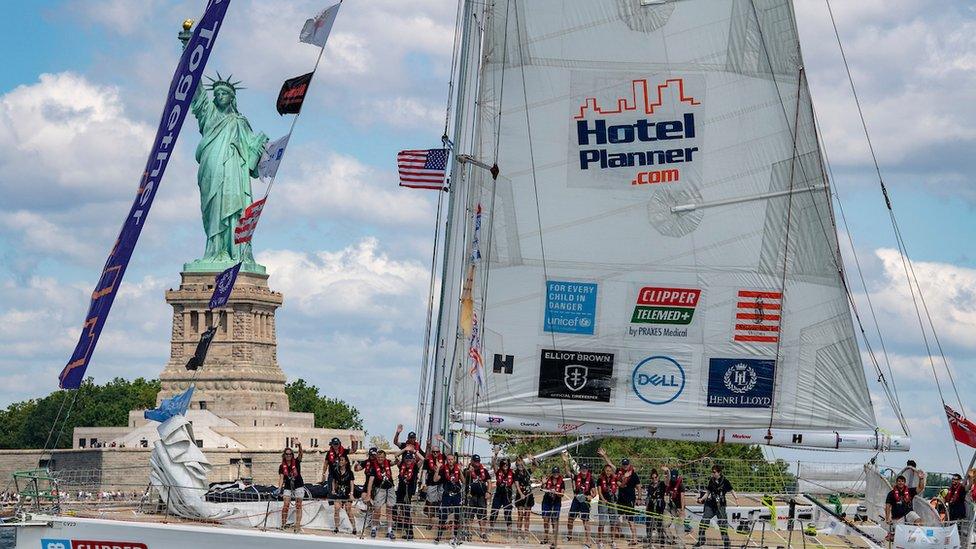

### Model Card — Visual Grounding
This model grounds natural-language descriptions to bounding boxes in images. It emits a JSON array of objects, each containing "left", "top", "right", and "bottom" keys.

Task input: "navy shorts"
[
  {"left": 569, "top": 497, "right": 591, "bottom": 519},
  {"left": 542, "top": 498, "right": 562, "bottom": 519}
]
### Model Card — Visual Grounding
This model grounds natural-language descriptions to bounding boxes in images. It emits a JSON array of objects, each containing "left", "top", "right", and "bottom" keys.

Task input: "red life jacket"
[
  {"left": 892, "top": 485, "right": 912, "bottom": 504},
  {"left": 327, "top": 445, "right": 346, "bottom": 465},
  {"left": 441, "top": 463, "right": 462, "bottom": 484},
  {"left": 426, "top": 452, "right": 444, "bottom": 472},
  {"left": 666, "top": 476, "right": 683, "bottom": 501},
  {"left": 470, "top": 463, "right": 489, "bottom": 482},
  {"left": 400, "top": 460, "right": 417, "bottom": 482},
  {"left": 947, "top": 484, "right": 965, "bottom": 504},
  {"left": 544, "top": 475, "right": 564, "bottom": 494},
  {"left": 281, "top": 459, "right": 299, "bottom": 479},
  {"left": 496, "top": 468, "right": 514, "bottom": 487},
  {"left": 373, "top": 459, "right": 393, "bottom": 483},
  {"left": 599, "top": 473, "right": 619, "bottom": 497},
  {"left": 574, "top": 471, "right": 593, "bottom": 494}
]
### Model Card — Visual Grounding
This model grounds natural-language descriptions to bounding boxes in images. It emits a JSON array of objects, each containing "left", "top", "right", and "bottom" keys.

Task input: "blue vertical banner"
[{"left": 59, "top": 0, "right": 232, "bottom": 389}]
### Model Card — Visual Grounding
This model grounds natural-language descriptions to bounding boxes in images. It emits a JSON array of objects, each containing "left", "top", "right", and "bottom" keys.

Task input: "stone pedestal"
[{"left": 157, "top": 271, "right": 289, "bottom": 414}]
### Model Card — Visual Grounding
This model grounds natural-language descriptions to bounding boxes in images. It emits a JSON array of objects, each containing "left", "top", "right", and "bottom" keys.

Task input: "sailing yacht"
[{"left": 9, "top": 1, "right": 958, "bottom": 548}]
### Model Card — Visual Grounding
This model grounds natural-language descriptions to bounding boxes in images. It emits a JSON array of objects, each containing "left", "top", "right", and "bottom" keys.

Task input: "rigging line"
[
  {"left": 513, "top": 0, "right": 568, "bottom": 444},
  {"left": 40, "top": 388, "right": 73, "bottom": 453},
  {"left": 825, "top": 0, "right": 964, "bottom": 415},
  {"left": 814, "top": 116, "right": 909, "bottom": 435},
  {"left": 811, "top": 109, "right": 909, "bottom": 435},
  {"left": 442, "top": 0, "right": 466, "bottom": 138},
  {"left": 52, "top": 389, "right": 81, "bottom": 450},
  {"left": 475, "top": 0, "right": 513, "bottom": 419},
  {"left": 765, "top": 65, "right": 803, "bottom": 435},
  {"left": 416, "top": 188, "right": 447, "bottom": 441},
  {"left": 747, "top": 0, "right": 803, "bottom": 435}
]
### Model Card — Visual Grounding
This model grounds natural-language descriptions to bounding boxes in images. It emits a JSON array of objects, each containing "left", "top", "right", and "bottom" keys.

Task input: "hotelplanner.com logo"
[
  {"left": 574, "top": 78, "right": 701, "bottom": 187},
  {"left": 42, "top": 540, "right": 148, "bottom": 549}
]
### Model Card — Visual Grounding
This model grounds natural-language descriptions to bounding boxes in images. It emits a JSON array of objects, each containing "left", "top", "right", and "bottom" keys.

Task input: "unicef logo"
[
  {"left": 723, "top": 362, "right": 757, "bottom": 394},
  {"left": 632, "top": 356, "right": 685, "bottom": 405}
]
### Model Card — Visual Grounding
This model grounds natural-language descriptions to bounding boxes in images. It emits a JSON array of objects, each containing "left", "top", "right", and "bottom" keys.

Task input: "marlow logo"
[
  {"left": 631, "top": 356, "right": 685, "bottom": 405},
  {"left": 631, "top": 286, "right": 700, "bottom": 325}
]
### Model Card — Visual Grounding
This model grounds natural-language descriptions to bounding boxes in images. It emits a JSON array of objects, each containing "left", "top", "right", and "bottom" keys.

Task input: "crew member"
[
  {"left": 596, "top": 463, "right": 620, "bottom": 546},
  {"left": 513, "top": 457, "right": 535, "bottom": 542},
  {"left": 664, "top": 467, "right": 690, "bottom": 533},
  {"left": 946, "top": 474, "right": 968, "bottom": 522},
  {"left": 395, "top": 450, "right": 421, "bottom": 540},
  {"left": 646, "top": 469, "right": 667, "bottom": 544},
  {"left": 541, "top": 465, "right": 565, "bottom": 549},
  {"left": 434, "top": 452, "right": 465, "bottom": 544},
  {"left": 393, "top": 424, "right": 423, "bottom": 454},
  {"left": 323, "top": 437, "right": 349, "bottom": 485},
  {"left": 695, "top": 464, "right": 736, "bottom": 549},
  {"left": 564, "top": 452, "right": 596, "bottom": 548},
  {"left": 423, "top": 442, "right": 446, "bottom": 525},
  {"left": 490, "top": 454, "right": 516, "bottom": 534},
  {"left": 885, "top": 475, "right": 915, "bottom": 540},
  {"left": 599, "top": 447, "right": 640, "bottom": 545},
  {"left": 278, "top": 442, "right": 305, "bottom": 532},
  {"left": 328, "top": 454, "right": 356, "bottom": 535},
  {"left": 465, "top": 454, "right": 491, "bottom": 542},
  {"left": 365, "top": 448, "right": 397, "bottom": 539}
]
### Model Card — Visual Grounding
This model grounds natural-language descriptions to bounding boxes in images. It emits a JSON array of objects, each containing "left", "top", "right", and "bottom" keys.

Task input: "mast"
[{"left": 428, "top": 0, "right": 478, "bottom": 439}]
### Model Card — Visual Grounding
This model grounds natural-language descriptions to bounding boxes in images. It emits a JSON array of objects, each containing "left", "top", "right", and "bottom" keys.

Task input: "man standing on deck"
[
  {"left": 563, "top": 452, "right": 596, "bottom": 548},
  {"left": 946, "top": 474, "right": 968, "bottom": 522},
  {"left": 394, "top": 450, "right": 421, "bottom": 540},
  {"left": 365, "top": 449, "right": 397, "bottom": 539},
  {"left": 695, "top": 464, "right": 736, "bottom": 549},
  {"left": 599, "top": 448, "right": 641, "bottom": 546},
  {"left": 465, "top": 454, "right": 491, "bottom": 541},
  {"left": 323, "top": 437, "right": 349, "bottom": 486},
  {"left": 885, "top": 474, "right": 916, "bottom": 541},
  {"left": 423, "top": 442, "right": 446, "bottom": 527}
]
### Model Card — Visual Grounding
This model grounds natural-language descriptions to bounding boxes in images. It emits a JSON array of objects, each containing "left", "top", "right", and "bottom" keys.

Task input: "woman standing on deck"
[
  {"left": 328, "top": 454, "right": 356, "bottom": 535},
  {"left": 278, "top": 442, "right": 305, "bottom": 532}
]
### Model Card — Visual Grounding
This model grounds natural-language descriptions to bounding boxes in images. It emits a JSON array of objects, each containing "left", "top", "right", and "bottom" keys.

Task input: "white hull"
[{"left": 7, "top": 514, "right": 492, "bottom": 549}]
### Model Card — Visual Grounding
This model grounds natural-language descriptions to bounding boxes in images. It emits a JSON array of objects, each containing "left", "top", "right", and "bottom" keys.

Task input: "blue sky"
[{"left": 2, "top": 0, "right": 976, "bottom": 474}]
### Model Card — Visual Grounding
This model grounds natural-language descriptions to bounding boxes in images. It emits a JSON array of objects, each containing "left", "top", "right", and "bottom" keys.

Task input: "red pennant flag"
[
  {"left": 234, "top": 198, "right": 266, "bottom": 244},
  {"left": 945, "top": 404, "right": 976, "bottom": 448}
]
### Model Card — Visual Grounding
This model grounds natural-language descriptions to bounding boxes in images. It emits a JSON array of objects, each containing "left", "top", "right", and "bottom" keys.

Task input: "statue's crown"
[{"left": 206, "top": 72, "right": 245, "bottom": 94}]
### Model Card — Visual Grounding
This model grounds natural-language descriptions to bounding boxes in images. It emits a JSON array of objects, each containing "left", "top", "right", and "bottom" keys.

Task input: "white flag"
[
  {"left": 299, "top": 3, "right": 341, "bottom": 48},
  {"left": 257, "top": 134, "right": 290, "bottom": 181}
]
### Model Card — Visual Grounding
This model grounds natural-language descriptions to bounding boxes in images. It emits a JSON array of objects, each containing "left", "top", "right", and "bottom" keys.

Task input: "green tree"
[
  {"left": 486, "top": 431, "right": 794, "bottom": 493},
  {"left": 285, "top": 379, "right": 363, "bottom": 430},
  {"left": 0, "top": 377, "right": 160, "bottom": 449}
]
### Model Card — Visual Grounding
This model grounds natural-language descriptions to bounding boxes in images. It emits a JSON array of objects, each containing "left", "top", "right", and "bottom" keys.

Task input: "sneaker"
[
  {"left": 352, "top": 529, "right": 357, "bottom": 535},
  {"left": 333, "top": 528, "right": 339, "bottom": 534},
  {"left": 371, "top": 527, "right": 377, "bottom": 538},
  {"left": 387, "top": 531, "right": 395, "bottom": 540},
  {"left": 434, "top": 537, "right": 441, "bottom": 544},
  {"left": 583, "top": 544, "right": 592, "bottom": 549}
]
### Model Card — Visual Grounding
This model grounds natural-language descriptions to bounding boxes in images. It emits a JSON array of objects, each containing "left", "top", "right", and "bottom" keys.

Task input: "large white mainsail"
[{"left": 437, "top": 0, "right": 907, "bottom": 450}]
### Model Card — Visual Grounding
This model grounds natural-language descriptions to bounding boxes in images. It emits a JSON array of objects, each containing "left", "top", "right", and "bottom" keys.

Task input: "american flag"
[
  {"left": 468, "top": 311, "right": 485, "bottom": 388},
  {"left": 397, "top": 148, "right": 449, "bottom": 190},
  {"left": 733, "top": 289, "right": 782, "bottom": 344},
  {"left": 234, "top": 198, "right": 267, "bottom": 244}
]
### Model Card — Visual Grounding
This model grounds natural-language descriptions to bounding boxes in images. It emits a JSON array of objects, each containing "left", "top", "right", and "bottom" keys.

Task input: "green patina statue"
[{"left": 180, "top": 22, "right": 269, "bottom": 274}]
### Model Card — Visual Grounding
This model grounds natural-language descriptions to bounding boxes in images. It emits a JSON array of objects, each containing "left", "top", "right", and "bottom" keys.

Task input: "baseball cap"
[
  {"left": 580, "top": 462, "right": 590, "bottom": 470},
  {"left": 330, "top": 437, "right": 341, "bottom": 445},
  {"left": 408, "top": 431, "right": 417, "bottom": 439},
  {"left": 551, "top": 466, "right": 560, "bottom": 474},
  {"left": 621, "top": 458, "right": 630, "bottom": 466},
  {"left": 404, "top": 451, "right": 416, "bottom": 460},
  {"left": 368, "top": 447, "right": 378, "bottom": 455},
  {"left": 472, "top": 454, "right": 481, "bottom": 462}
]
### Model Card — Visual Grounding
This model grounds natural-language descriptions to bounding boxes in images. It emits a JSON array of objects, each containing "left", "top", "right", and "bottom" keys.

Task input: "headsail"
[{"left": 449, "top": 0, "right": 886, "bottom": 438}]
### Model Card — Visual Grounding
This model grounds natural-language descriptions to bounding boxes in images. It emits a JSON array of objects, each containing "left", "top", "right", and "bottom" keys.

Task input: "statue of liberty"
[{"left": 180, "top": 24, "right": 268, "bottom": 273}]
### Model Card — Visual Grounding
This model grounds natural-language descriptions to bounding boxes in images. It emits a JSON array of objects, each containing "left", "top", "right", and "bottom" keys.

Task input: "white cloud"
[
  {"left": 258, "top": 237, "right": 430, "bottom": 318},
  {"left": 0, "top": 72, "right": 153, "bottom": 201},
  {"left": 274, "top": 151, "right": 435, "bottom": 226}
]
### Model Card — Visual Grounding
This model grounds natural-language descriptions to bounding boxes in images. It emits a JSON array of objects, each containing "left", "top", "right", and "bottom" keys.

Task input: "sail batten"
[{"left": 450, "top": 0, "right": 879, "bottom": 435}]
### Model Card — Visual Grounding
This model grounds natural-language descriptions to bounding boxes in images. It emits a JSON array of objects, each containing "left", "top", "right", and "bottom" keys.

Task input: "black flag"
[
  {"left": 186, "top": 327, "right": 218, "bottom": 370},
  {"left": 276, "top": 72, "right": 314, "bottom": 115}
]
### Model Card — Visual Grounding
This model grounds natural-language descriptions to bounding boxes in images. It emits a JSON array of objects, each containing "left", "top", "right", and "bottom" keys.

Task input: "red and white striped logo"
[
  {"left": 234, "top": 198, "right": 266, "bottom": 244},
  {"left": 733, "top": 290, "right": 782, "bottom": 344}
]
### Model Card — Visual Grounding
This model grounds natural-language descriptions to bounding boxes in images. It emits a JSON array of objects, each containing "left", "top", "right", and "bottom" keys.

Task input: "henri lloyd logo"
[
  {"left": 573, "top": 77, "right": 702, "bottom": 188},
  {"left": 538, "top": 349, "right": 614, "bottom": 402},
  {"left": 628, "top": 286, "right": 700, "bottom": 338},
  {"left": 631, "top": 356, "right": 685, "bottom": 405},
  {"left": 707, "top": 358, "right": 775, "bottom": 408}
]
